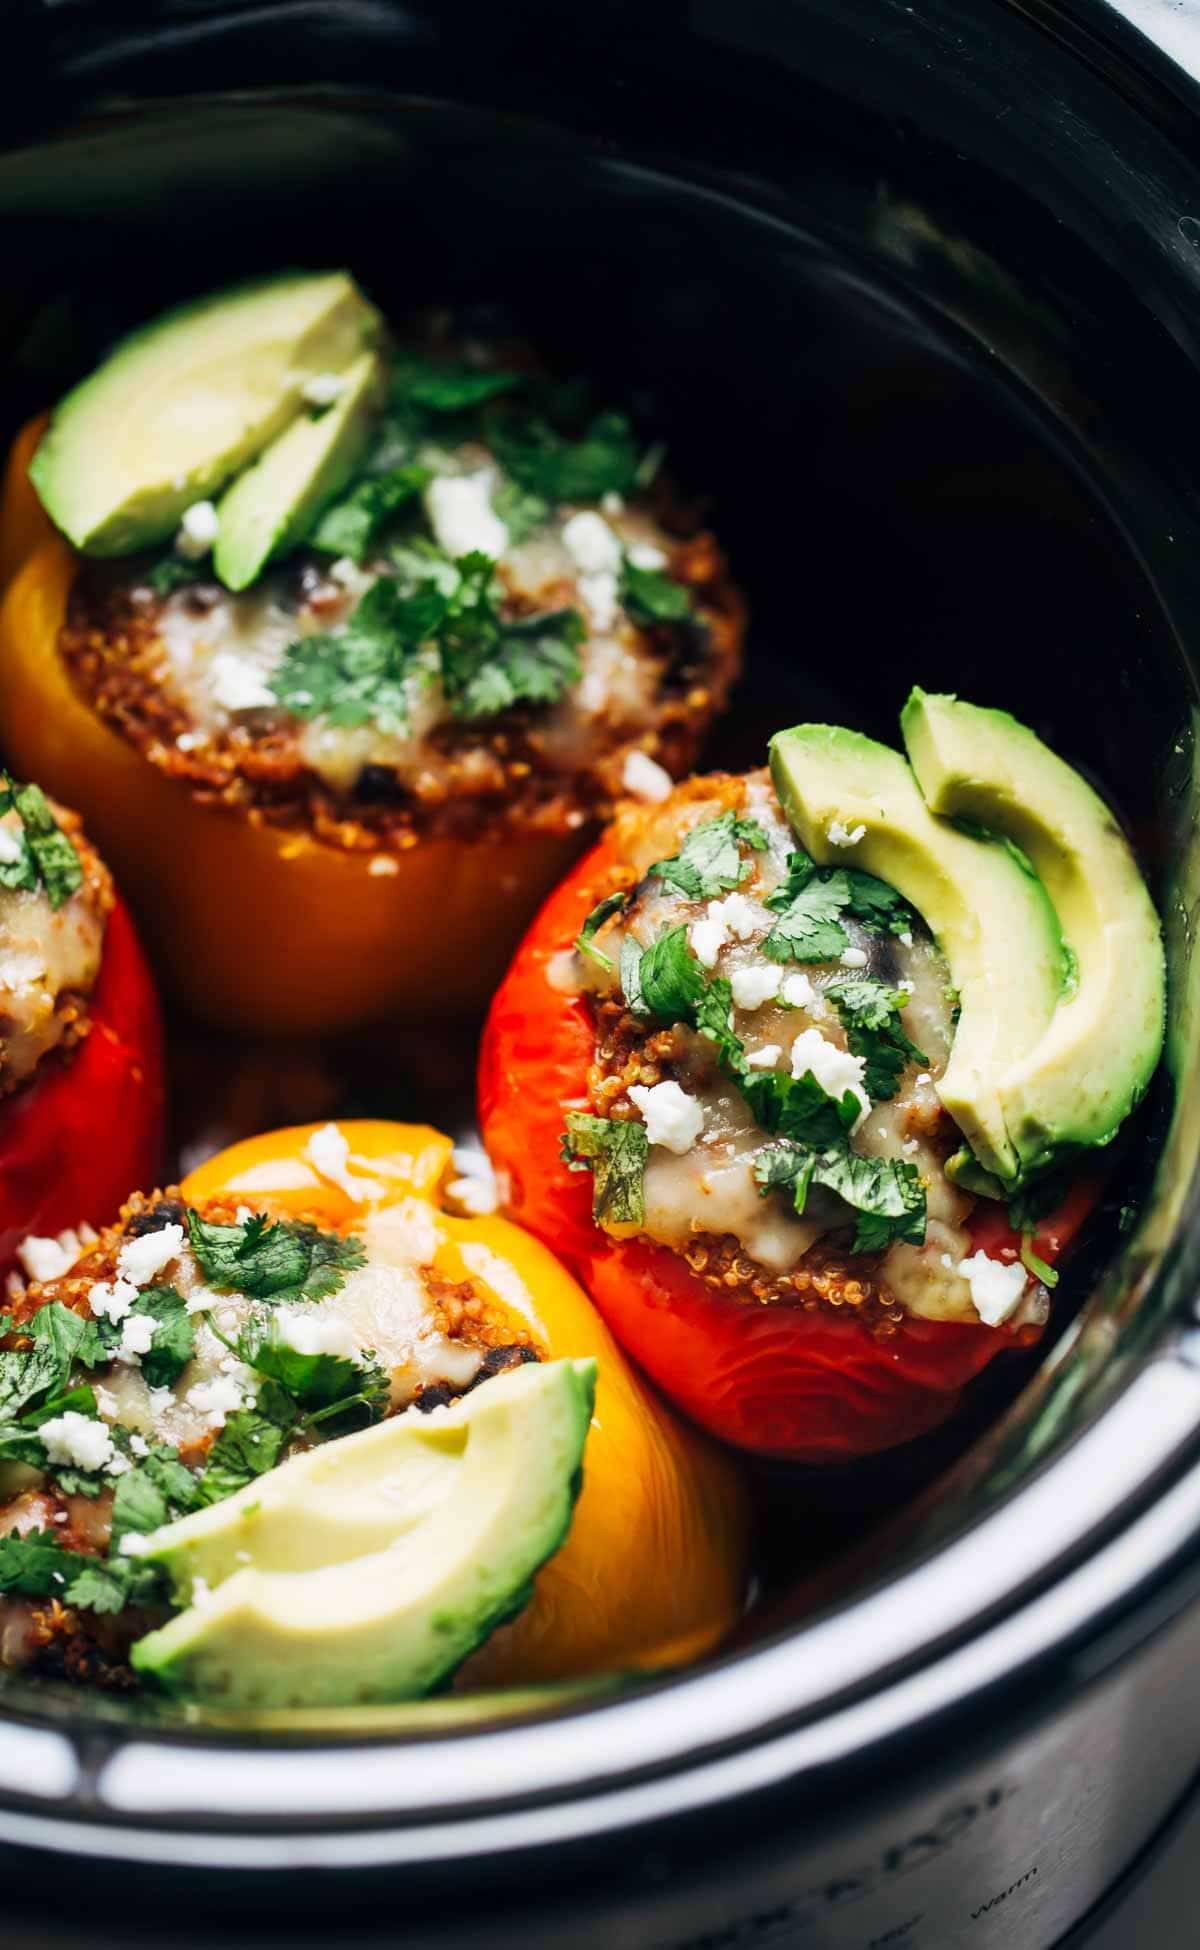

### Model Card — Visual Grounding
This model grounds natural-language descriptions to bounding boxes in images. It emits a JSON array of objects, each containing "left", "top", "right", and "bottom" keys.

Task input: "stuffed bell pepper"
[
  {"left": 0, "top": 1119, "right": 747, "bottom": 1709},
  {"left": 0, "top": 773, "right": 162, "bottom": 1279},
  {"left": 481, "top": 691, "right": 1163, "bottom": 1461},
  {"left": 0, "top": 272, "right": 743, "bottom": 1033}
]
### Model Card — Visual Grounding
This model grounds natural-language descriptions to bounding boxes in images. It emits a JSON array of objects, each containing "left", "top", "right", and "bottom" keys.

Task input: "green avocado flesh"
[
  {"left": 213, "top": 348, "right": 384, "bottom": 591},
  {"left": 769, "top": 723, "right": 1065, "bottom": 1184},
  {"left": 30, "top": 271, "right": 382, "bottom": 557},
  {"left": 902, "top": 688, "right": 1165, "bottom": 1176},
  {"left": 130, "top": 1358, "right": 596, "bottom": 1710}
]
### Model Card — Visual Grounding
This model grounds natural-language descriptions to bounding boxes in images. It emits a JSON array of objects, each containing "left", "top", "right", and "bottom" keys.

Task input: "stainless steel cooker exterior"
[{"left": 5, "top": 3, "right": 1200, "bottom": 1944}]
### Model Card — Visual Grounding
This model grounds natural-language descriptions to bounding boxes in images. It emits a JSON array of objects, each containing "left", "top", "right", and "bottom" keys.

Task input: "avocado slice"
[
  {"left": 769, "top": 724, "right": 1065, "bottom": 1184},
  {"left": 30, "top": 271, "right": 383, "bottom": 557},
  {"left": 212, "top": 348, "right": 384, "bottom": 591},
  {"left": 902, "top": 689, "right": 1165, "bottom": 1176},
  {"left": 129, "top": 1359, "right": 596, "bottom": 1710}
]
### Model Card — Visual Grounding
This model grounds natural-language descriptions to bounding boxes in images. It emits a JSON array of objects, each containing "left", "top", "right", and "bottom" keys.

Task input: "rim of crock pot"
[
  {"left": 2, "top": 0, "right": 1200, "bottom": 1855},
  {"left": 0, "top": 1344, "right": 1199, "bottom": 1863}
]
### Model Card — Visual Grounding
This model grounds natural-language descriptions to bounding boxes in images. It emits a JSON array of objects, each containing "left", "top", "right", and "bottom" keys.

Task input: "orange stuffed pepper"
[
  {"left": 0, "top": 1119, "right": 748, "bottom": 1703},
  {"left": 0, "top": 272, "right": 742, "bottom": 1033}
]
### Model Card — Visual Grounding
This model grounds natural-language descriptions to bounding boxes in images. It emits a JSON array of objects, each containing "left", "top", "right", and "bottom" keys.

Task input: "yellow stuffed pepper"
[
  {"left": 0, "top": 1119, "right": 748, "bottom": 1709},
  {"left": 0, "top": 271, "right": 743, "bottom": 1033}
]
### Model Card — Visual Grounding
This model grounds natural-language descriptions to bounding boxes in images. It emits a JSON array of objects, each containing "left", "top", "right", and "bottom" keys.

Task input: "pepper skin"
[
  {"left": 479, "top": 840, "right": 1097, "bottom": 1463},
  {"left": 0, "top": 411, "right": 54, "bottom": 592},
  {"left": 182, "top": 1119, "right": 750, "bottom": 1685},
  {"left": 0, "top": 892, "right": 165, "bottom": 1277}
]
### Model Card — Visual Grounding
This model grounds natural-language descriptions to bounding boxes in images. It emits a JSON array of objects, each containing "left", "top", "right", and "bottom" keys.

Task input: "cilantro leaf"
[
  {"left": 130, "top": 1287, "right": 195, "bottom": 1390},
  {"left": 236, "top": 1318, "right": 388, "bottom": 1432},
  {"left": 196, "top": 1406, "right": 291, "bottom": 1506},
  {"left": 763, "top": 850, "right": 916, "bottom": 956},
  {"left": 393, "top": 357, "right": 522, "bottom": 416},
  {"left": 142, "top": 556, "right": 203, "bottom": 597},
  {"left": 636, "top": 925, "right": 708, "bottom": 1021},
  {"left": 620, "top": 559, "right": 691, "bottom": 625},
  {"left": 841, "top": 869, "right": 917, "bottom": 938},
  {"left": 451, "top": 608, "right": 584, "bottom": 720},
  {"left": 309, "top": 464, "right": 431, "bottom": 562},
  {"left": 0, "top": 1528, "right": 87, "bottom": 1597},
  {"left": 741, "top": 1070, "right": 861, "bottom": 1148},
  {"left": 826, "top": 978, "right": 927, "bottom": 1102},
  {"left": 0, "top": 1342, "right": 66, "bottom": 1423},
  {"left": 0, "top": 776, "right": 82, "bottom": 910},
  {"left": 561, "top": 1113, "right": 648, "bottom": 1225},
  {"left": 28, "top": 1302, "right": 108, "bottom": 1374},
  {"left": 66, "top": 1555, "right": 165, "bottom": 1616},
  {"left": 620, "top": 934, "right": 649, "bottom": 1016},
  {"left": 270, "top": 578, "right": 428, "bottom": 732},
  {"left": 186, "top": 1210, "right": 364, "bottom": 1307},
  {"left": 692, "top": 974, "right": 743, "bottom": 1071},
  {"left": 109, "top": 1445, "right": 200, "bottom": 1549},
  {"left": 762, "top": 873, "right": 851, "bottom": 964},
  {"left": 576, "top": 890, "right": 629, "bottom": 971},
  {"left": 491, "top": 408, "right": 641, "bottom": 503},
  {"left": 755, "top": 1142, "right": 926, "bottom": 1252},
  {"left": 493, "top": 478, "right": 549, "bottom": 545},
  {"left": 649, "top": 811, "right": 769, "bottom": 902}
]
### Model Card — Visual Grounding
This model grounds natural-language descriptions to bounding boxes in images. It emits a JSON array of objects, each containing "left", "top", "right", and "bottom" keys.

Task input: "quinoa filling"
[
  {"left": 560, "top": 774, "right": 1054, "bottom": 1334},
  {"left": 58, "top": 344, "right": 742, "bottom": 849}
]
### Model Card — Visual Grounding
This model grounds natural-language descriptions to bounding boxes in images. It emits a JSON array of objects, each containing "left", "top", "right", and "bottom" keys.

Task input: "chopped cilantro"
[
  {"left": 398, "top": 360, "right": 522, "bottom": 415},
  {"left": 309, "top": 464, "right": 431, "bottom": 562},
  {"left": 762, "top": 873, "right": 852, "bottom": 964},
  {"left": 0, "top": 1528, "right": 89, "bottom": 1596},
  {"left": 128, "top": 1287, "right": 195, "bottom": 1390},
  {"left": 755, "top": 1142, "right": 926, "bottom": 1253},
  {"left": 561, "top": 1113, "right": 648, "bottom": 1225},
  {"left": 620, "top": 558, "right": 691, "bottom": 626},
  {"left": 0, "top": 1528, "right": 162, "bottom": 1614},
  {"left": 649, "top": 811, "right": 769, "bottom": 902},
  {"left": 109, "top": 1445, "right": 199, "bottom": 1549},
  {"left": 195, "top": 1406, "right": 291, "bottom": 1506},
  {"left": 637, "top": 925, "right": 708, "bottom": 1020},
  {"left": 826, "top": 978, "right": 927, "bottom": 1101},
  {"left": 66, "top": 1555, "right": 164, "bottom": 1616},
  {"left": 270, "top": 578, "right": 429, "bottom": 733},
  {"left": 576, "top": 890, "right": 629, "bottom": 971},
  {"left": 186, "top": 1209, "right": 364, "bottom": 1307},
  {"left": 762, "top": 849, "right": 916, "bottom": 958},
  {"left": 493, "top": 477, "right": 550, "bottom": 545},
  {"left": 741, "top": 1070, "right": 860, "bottom": 1148},
  {"left": 28, "top": 1302, "right": 108, "bottom": 1373},
  {"left": 0, "top": 1341, "right": 67, "bottom": 1424},
  {"left": 236, "top": 1318, "right": 388, "bottom": 1433},
  {"left": 142, "top": 556, "right": 203, "bottom": 597},
  {"left": 620, "top": 934, "right": 648, "bottom": 1016},
  {"left": 491, "top": 408, "right": 641, "bottom": 504},
  {"left": 274, "top": 553, "right": 584, "bottom": 733},
  {"left": 0, "top": 775, "right": 83, "bottom": 910},
  {"left": 451, "top": 607, "right": 584, "bottom": 721}
]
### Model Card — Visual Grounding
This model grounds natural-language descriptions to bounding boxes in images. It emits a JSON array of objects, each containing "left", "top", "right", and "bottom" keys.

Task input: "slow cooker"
[{"left": 5, "top": 0, "right": 1200, "bottom": 1942}]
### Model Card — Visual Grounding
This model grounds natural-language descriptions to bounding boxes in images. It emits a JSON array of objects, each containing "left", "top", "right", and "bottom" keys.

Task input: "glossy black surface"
[{"left": 2, "top": 0, "right": 1200, "bottom": 1935}]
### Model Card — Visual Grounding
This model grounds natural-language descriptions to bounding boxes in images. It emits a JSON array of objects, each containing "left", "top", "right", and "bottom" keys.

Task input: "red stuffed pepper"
[
  {"left": 480, "top": 727, "right": 1138, "bottom": 1463},
  {"left": 0, "top": 775, "right": 163, "bottom": 1276}
]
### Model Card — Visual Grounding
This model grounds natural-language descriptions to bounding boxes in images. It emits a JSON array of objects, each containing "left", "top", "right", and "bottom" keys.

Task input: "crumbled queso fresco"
[{"left": 566, "top": 779, "right": 1048, "bottom": 1332}]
